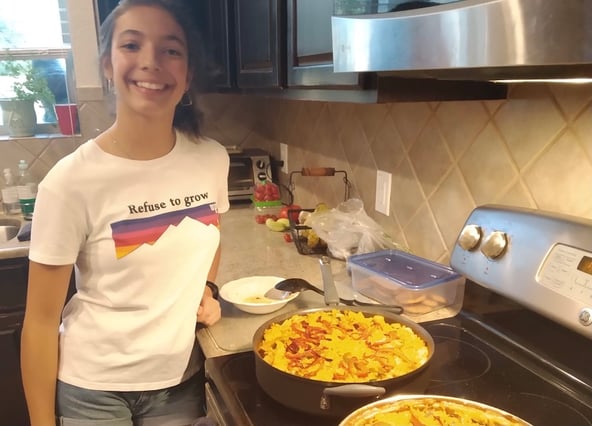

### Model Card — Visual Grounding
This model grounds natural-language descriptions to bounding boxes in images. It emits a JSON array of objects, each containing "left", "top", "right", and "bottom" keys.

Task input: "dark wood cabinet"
[
  {"left": 234, "top": 0, "right": 285, "bottom": 89},
  {"left": 230, "top": 0, "right": 374, "bottom": 99},
  {"left": 0, "top": 313, "right": 27, "bottom": 426},
  {"left": 231, "top": 0, "right": 366, "bottom": 90},
  {"left": 0, "top": 257, "right": 29, "bottom": 426},
  {"left": 0, "top": 257, "right": 76, "bottom": 425},
  {"left": 0, "top": 313, "right": 28, "bottom": 426},
  {"left": 286, "top": 0, "right": 364, "bottom": 88},
  {"left": 191, "top": 0, "right": 236, "bottom": 91},
  {"left": 95, "top": 0, "right": 119, "bottom": 24}
]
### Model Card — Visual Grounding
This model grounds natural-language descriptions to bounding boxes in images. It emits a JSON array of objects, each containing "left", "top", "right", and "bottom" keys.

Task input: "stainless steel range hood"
[{"left": 332, "top": 0, "right": 592, "bottom": 81}]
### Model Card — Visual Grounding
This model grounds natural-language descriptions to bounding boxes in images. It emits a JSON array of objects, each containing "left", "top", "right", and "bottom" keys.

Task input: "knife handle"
[{"left": 319, "top": 256, "right": 340, "bottom": 306}]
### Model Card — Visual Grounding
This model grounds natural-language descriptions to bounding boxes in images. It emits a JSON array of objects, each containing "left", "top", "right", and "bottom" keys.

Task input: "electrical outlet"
[
  {"left": 375, "top": 170, "right": 392, "bottom": 216},
  {"left": 280, "top": 143, "right": 288, "bottom": 174}
]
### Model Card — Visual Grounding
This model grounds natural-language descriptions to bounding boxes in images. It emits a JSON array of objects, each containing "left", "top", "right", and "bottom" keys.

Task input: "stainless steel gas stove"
[{"left": 205, "top": 205, "right": 592, "bottom": 425}]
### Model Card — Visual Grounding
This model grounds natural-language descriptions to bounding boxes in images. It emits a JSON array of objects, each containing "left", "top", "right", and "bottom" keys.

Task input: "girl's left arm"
[{"left": 197, "top": 241, "right": 222, "bottom": 326}]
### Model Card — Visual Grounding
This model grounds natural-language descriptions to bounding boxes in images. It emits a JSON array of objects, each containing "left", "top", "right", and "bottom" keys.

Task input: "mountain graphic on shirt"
[{"left": 110, "top": 203, "right": 219, "bottom": 259}]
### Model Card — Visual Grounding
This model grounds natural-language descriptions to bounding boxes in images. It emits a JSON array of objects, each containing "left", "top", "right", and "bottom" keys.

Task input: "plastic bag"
[{"left": 308, "top": 198, "right": 407, "bottom": 259}]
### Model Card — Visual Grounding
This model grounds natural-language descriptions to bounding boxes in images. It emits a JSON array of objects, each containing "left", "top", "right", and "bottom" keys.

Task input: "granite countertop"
[
  {"left": 0, "top": 214, "right": 29, "bottom": 259},
  {"left": 197, "top": 203, "right": 347, "bottom": 358},
  {"left": 1, "top": 205, "right": 458, "bottom": 357},
  {"left": 197, "top": 204, "right": 458, "bottom": 358}
]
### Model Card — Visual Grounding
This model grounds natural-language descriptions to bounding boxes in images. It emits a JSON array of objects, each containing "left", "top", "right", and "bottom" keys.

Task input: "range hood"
[{"left": 332, "top": 0, "right": 592, "bottom": 81}]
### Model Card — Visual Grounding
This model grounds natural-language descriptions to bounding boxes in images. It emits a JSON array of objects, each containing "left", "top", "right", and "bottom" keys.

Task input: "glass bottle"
[
  {"left": 16, "top": 160, "right": 38, "bottom": 220},
  {"left": 1, "top": 168, "right": 21, "bottom": 215}
]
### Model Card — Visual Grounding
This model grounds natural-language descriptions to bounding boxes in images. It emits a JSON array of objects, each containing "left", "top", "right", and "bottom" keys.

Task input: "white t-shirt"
[{"left": 28, "top": 132, "right": 229, "bottom": 391}]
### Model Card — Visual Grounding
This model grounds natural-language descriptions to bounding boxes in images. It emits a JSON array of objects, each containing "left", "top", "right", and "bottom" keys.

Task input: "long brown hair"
[{"left": 99, "top": 0, "right": 205, "bottom": 138}]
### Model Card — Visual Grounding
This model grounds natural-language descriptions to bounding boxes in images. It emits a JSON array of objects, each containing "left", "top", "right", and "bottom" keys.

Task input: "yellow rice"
[{"left": 257, "top": 309, "right": 429, "bottom": 382}]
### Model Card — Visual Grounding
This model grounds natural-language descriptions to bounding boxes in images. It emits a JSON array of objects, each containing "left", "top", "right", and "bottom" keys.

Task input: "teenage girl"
[{"left": 21, "top": 1, "right": 228, "bottom": 425}]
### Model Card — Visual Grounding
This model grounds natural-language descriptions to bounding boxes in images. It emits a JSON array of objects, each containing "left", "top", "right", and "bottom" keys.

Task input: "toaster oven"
[{"left": 227, "top": 148, "right": 272, "bottom": 201}]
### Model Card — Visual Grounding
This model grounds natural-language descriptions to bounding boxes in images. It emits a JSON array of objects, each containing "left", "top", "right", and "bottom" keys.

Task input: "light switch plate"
[
  {"left": 375, "top": 170, "right": 392, "bottom": 215},
  {"left": 280, "top": 143, "right": 288, "bottom": 174}
]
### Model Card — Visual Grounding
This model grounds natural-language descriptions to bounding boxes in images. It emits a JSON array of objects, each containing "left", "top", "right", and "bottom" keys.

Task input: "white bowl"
[{"left": 220, "top": 276, "right": 300, "bottom": 315}]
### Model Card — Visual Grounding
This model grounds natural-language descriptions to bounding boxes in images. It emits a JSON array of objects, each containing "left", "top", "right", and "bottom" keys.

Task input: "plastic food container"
[
  {"left": 347, "top": 250, "right": 465, "bottom": 316},
  {"left": 253, "top": 200, "right": 282, "bottom": 223}
]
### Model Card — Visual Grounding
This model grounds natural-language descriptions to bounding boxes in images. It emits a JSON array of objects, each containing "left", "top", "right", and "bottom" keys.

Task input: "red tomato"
[
  {"left": 253, "top": 185, "right": 266, "bottom": 201},
  {"left": 254, "top": 181, "right": 280, "bottom": 201},
  {"left": 283, "top": 232, "right": 293, "bottom": 242},
  {"left": 255, "top": 215, "right": 267, "bottom": 224},
  {"left": 278, "top": 207, "right": 289, "bottom": 220},
  {"left": 279, "top": 204, "right": 302, "bottom": 223}
]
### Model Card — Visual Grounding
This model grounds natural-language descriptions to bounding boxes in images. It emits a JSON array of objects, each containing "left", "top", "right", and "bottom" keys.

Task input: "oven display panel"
[
  {"left": 577, "top": 256, "right": 592, "bottom": 276},
  {"left": 537, "top": 244, "right": 592, "bottom": 304}
]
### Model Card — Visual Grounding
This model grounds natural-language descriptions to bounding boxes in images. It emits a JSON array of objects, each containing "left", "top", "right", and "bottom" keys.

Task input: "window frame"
[
  {"left": 0, "top": 0, "right": 74, "bottom": 137},
  {"left": 0, "top": 47, "right": 74, "bottom": 136}
]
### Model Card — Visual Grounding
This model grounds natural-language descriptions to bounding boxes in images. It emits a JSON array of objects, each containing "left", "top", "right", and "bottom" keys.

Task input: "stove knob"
[
  {"left": 578, "top": 308, "right": 592, "bottom": 326},
  {"left": 255, "top": 160, "right": 267, "bottom": 170},
  {"left": 480, "top": 231, "right": 508, "bottom": 259},
  {"left": 457, "top": 224, "right": 482, "bottom": 251}
]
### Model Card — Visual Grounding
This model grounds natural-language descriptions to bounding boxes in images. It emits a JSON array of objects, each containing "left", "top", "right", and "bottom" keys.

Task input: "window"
[{"left": 0, "top": 0, "right": 75, "bottom": 134}]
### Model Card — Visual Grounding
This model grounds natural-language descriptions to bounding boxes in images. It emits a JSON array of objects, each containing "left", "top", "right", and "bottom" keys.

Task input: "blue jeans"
[{"left": 56, "top": 371, "right": 214, "bottom": 426}]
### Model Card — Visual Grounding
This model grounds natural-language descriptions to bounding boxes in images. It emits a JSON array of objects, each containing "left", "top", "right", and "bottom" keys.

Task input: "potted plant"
[{"left": 0, "top": 60, "right": 55, "bottom": 137}]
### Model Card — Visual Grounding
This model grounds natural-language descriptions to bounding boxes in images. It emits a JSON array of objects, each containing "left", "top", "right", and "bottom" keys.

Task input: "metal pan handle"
[
  {"left": 319, "top": 256, "right": 340, "bottom": 306},
  {"left": 320, "top": 384, "right": 386, "bottom": 410}
]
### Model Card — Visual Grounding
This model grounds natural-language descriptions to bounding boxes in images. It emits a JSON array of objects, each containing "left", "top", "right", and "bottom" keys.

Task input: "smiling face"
[{"left": 103, "top": 4, "right": 190, "bottom": 122}]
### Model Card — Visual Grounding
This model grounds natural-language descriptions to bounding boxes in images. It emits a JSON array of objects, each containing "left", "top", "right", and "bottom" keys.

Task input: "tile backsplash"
[
  {"left": 2, "top": 83, "right": 591, "bottom": 264},
  {"left": 200, "top": 84, "right": 592, "bottom": 264}
]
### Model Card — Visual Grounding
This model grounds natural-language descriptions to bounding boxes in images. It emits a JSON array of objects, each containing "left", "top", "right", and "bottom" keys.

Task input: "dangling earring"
[
  {"left": 179, "top": 91, "right": 193, "bottom": 106},
  {"left": 107, "top": 79, "right": 114, "bottom": 93}
]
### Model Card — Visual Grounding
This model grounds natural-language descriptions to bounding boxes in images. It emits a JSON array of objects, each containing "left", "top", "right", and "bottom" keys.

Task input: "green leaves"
[{"left": 2, "top": 60, "right": 55, "bottom": 105}]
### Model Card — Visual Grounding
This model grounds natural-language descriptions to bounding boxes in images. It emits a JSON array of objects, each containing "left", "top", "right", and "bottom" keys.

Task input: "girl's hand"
[{"left": 197, "top": 294, "right": 221, "bottom": 326}]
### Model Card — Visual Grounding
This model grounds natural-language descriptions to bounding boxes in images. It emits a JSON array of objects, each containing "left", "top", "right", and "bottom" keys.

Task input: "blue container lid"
[{"left": 348, "top": 249, "right": 462, "bottom": 288}]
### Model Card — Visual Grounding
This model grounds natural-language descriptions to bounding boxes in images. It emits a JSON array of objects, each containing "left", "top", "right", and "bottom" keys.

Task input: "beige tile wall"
[
  {"left": 200, "top": 83, "right": 592, "bottom": 263},
  {"left": 2, "top": 83, "right": 591, "bottom": 264},
  {"left": 0, "top": 99, "right": 108, "bottom": 184}
]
